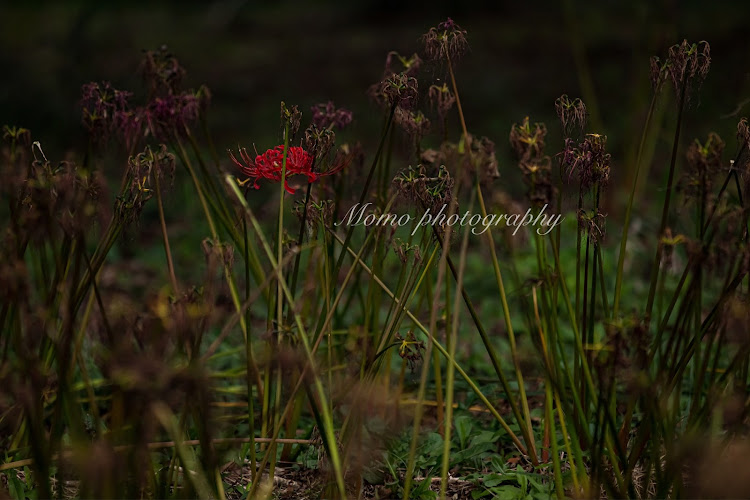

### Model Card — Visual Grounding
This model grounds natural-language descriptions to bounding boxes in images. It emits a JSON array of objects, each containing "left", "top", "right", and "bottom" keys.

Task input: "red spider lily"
[{"left": 229, "top": 145, "right": 349, "bottom": 194}]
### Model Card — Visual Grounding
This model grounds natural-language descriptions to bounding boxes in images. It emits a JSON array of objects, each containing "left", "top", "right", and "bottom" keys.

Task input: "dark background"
[{"left": 2, "top": 0, "right": 749, "bottom": 213}]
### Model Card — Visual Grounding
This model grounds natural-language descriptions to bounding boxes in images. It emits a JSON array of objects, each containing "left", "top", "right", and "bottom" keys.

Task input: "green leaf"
[{"left": 455, "top": 415, "right": 474, "bottom": 449}]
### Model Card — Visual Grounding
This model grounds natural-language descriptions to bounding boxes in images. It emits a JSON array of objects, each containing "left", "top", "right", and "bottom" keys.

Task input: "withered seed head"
[
  {"left": 304, "top": 123, "right": 336, "bottom": 160},
  {"left": 310, "top": 101, "right": 353, "bottom": 131},
  {"left": 280, "top": 101, "right": 302, "bottom": 138},
  {"left": 651, "top": 40, "right": 711, "bottom": 100},
  {"left": 510, "top": 117, "right": 554, "bottom": 205},
  {"left": 509, "top": 116, "right": 547, "bottom": 163},
  {"left": 373, "top": 73, "right": 419, "bottom": 110},
  {"left": 555, "top": 94, "right": 587, "bottom": 135},
  {"left": 393, "top": 163, "right": 453, "bottom": 214},
  {"left": 680, "top": 132, "right": 724, "bottom": 202},
  {"left": 139, "top": 45, "right": 187, "bottom": 96},
  {"left": 560, "top": 133, "right": 611, "bottom": 190},
  {"left": 422, "top": 18, "right": 469, "bottom": 63},
  {"left": 428, "top": 83, "right": 456, "bottom": 121},
  {"left": 394, "top": 107, "right": 431, "bottom": 145}
]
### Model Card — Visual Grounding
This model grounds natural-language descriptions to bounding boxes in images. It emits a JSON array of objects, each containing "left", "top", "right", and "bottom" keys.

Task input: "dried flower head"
[
  {"left": 560, "top": 133, "right": 611, "bottom": 190},
  {"left": 422, "top": 18, "right": 469, "bottom": 62},
  {"left": 428, "top": 83, "right": 456, "bottom": 121},
  {"left": 304, "top": 124, "right": 336, "bottom": 160},
  {"left": 280, "top": 101, "right": 302, "bottom": 138},
  {"left": 2, "top": 125, "right": 31, "bottom": 150},
  {"left": 510, "top": 117, "right": 547, "bottom": 163},
  {"left": 139, "top": 45, "right": 186, "bottom": 96},
  {"left": 310, "top": 101, "right": 353, "bottom": 131},
  {"left": 510, "top": 117, "right": 554, "bottom": 204},
  {"left": 680, "top": 132, "right": 724, "bottom": 201},
  {"left": 395, "top": 331, "right": 425, "bottom": 372},
  {"left": 384, "top": 51, "right": 422, "bottom": 78},
  {"left": 469, "top": 135, "right": 500, "bottom": 185},
  {"left": 651, "top": 40, "right": 711, "bottom": 100},
  {"left": 520, "top": 157, "right": 554, "bottom": 207},
  {"left": 80, "top": 81, "right": 133, "bottom": 147},
  {"left": 369, "top": 73, "right": 419, "bottom": 110},
  {"left": 144, "top": 92, "right": 200, "bottom": 140},
  {"left": 395, "top": 107, "right": 431, "bottom": 146},
  {"left": 393, "top": 164, "right": 453, "bottom": 214},
  {"left": 117, "top": 145, "right": 175, "bottom": 224},
  {"left": 555, "top": 94, "right": 587, "bottom": 135}
]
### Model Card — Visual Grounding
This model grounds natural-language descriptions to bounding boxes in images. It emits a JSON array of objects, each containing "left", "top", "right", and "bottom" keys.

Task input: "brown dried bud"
[{"left": 281, "top": 102, "right": 302, "bottom": 138}]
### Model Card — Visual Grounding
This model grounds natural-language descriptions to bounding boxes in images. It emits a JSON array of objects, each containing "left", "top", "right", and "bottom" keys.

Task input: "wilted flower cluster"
[
  {"left": 422, "top": 18, "right": 469, "bottom": 62},
  {"left": 311, "top": 101, "right": 353, "bottom": 131},
  {"left": 650, "top": 39, "right": 711, "bottom": 98},
  {"left": 394, "top": 107, "right": 431, "bottom": 148},
  {"left": 304, "top": 123, "right": 337, "bottom": 159},
  {"left": 144, "top": 92, "right": 200, "bottom": 141},
  {"left": 18, "top": 145, "right": 106, "bottom": 241},
  {"left": 395, "top": 331, "right": 425, "bottom": 372},
  {"left": 369, "top": 72, "right": 419, "bottom": 110},
  {"left": 80, "top": 47, "right": 210, "bottom": 149},
  {"left": 555, "top": 94, "right": 587, "bottom": 136},
  {"left": 117, "top": 144, "right": 175, "bottom": 224},
  {"left": 428, "top": 83, "right": 456, "bottom": 122},
  {"left": 80, "top": 82, "right": 133, "bottom": 148},
  {"left": 139, "top": 45, "right": 186, "bottom": 96},
  {"left": 393, "top": 163, "right": 454, "bottom": 214},
  {"left": 510, "top": 117, "right": 553, "bottom": 205},
  {"left": 281, "top": 101, "right": 302, "bottom": 138},
  {"left": 680, "top": 132, "right": 725, "bottom": 201},
  {"left": 561, "top": 133, "right": 612, "bottom": 191}
]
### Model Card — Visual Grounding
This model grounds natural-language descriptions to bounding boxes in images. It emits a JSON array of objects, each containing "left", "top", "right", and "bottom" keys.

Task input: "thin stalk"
[
  {"left": 153, "top": 171, "right": 179, "bottom": 294},
  {"left": 645, "top": 74, "right": 689, "bottom": 326},
  {"left": 440, "top": 190, "right": 475, "bottom": 499}
]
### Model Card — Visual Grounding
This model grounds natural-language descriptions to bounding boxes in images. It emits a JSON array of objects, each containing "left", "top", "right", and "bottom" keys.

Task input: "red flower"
[
  {"left": 228, "top": 145, "right": 314, "bottom": 194},
  {"left": 229, "top": 145, "right": 350, "bottom": 194}
]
